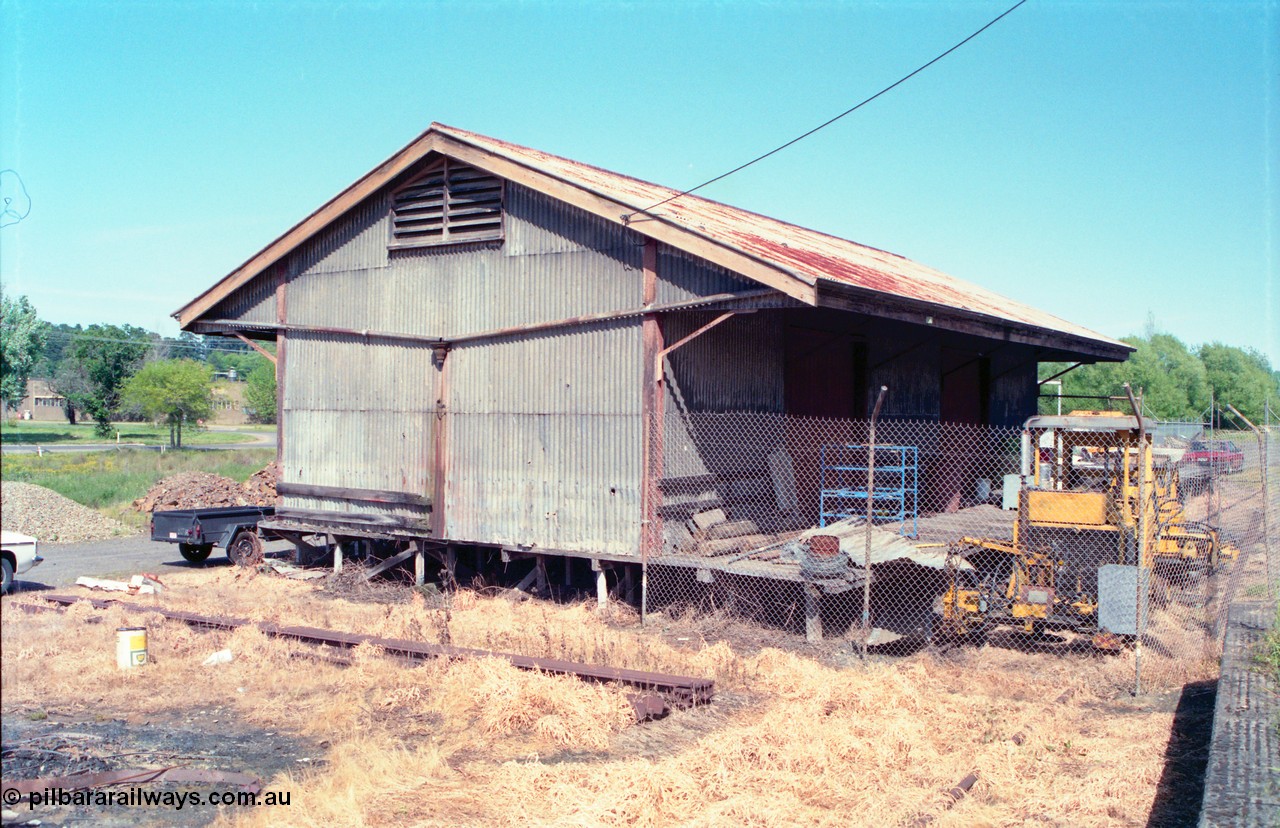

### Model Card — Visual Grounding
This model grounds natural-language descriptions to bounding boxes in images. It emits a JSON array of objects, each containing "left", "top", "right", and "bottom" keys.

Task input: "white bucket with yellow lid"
[{"left": 116, "top": 627, "right": 148, "bottom": 668}]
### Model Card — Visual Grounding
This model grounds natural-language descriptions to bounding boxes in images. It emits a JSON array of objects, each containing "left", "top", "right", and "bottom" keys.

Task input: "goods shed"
[{"left": 176, "top": 123, "right": 1130, "bottom": 572}]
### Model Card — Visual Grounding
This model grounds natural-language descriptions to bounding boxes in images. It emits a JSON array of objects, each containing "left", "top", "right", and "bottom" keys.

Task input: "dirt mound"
[
  {"left": 2, "top": 481, "right": 134, "bottom": 542},
  {"left": 243, "top": 461, "right": 280, "bottom": 505},
  {"left": 132, "top": 472, "right": 249, "bottom": 513},
  {"left": 132, "top": 463, "right": 280, "bottom": 514}
]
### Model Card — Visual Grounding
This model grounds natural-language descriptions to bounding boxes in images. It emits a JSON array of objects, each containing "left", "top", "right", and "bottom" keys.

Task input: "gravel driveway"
[{"left": 6, "top": 535, "right": 297, "bottom": 592}]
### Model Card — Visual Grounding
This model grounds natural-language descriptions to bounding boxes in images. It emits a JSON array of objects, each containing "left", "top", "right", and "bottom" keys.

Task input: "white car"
[{"left": 1, "top": 530, "right": 43, "bottom": 594}]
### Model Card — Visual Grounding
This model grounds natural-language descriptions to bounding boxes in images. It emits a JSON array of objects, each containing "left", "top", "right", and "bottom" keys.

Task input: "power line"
[
  {"left": 38, "top": 329, "right": 264, "bottom": 354},
  {"left": 621, "top": 0, "right": 1029, "bottom": 224}
]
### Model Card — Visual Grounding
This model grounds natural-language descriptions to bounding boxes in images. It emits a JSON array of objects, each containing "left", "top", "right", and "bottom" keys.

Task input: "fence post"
[
  {"left": 1124, "top": 385, "right": 1146, "bottom": 695},
  {"left": 1263, "top": 403, "right": 1274, "bottom": 596},
  {"left": 861, "top": 386, "right": 888, "bottom": 661},
  {"left": 1226, "top": 404, "right": 1271, "bottom": 599},
  {"left": 1263, "top": 427, "right": 1272, "bottom": 600}
]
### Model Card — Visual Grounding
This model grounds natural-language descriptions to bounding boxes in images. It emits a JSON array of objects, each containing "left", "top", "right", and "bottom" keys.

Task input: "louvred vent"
[{"left": 391, "top": 158, "right": 503, "bottom": 246}]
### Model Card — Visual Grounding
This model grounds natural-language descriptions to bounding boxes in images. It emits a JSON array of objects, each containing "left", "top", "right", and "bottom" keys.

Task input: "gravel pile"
[{"left": 1, "top": 482, "right": 135, "bottom": 542}]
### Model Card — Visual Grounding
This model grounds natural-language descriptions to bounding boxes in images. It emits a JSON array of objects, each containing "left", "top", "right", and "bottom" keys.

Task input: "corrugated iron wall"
[
  {"left": 447, "top": 321, "right": 642, "bottom": 555},
  {"left": 276, "top": 182, "right": 648, "bottom": 554},
  {"left": 294, "top": 193, "right": 391, "bottom": 277},
  {"left": 443, "top": 185, "right": 646, "bottom": 554},
  {"left": 652, "top": 247, "right": 787, "bottom": 484},
  {"left": 284, "top": 185, "right": 644, "bottom": 335},
  {"left": 216, "top": 167, "right": 1048, "bottom": 557},
  {"left": 506, "top": 183, "right": 636, "bottom": 261},
  {"left": 655, "top": 244, "right": 754, "bottom": 303},
  {"left": 280, "top": 330, "right": 435, "bottom": 522},
  {"left": 662, "top": 312, "right": 784, "bottom": 415},
  {"left": 988, "top": 351, "right": 1037, "bottom": 426},
  {"left": 208, "top": 267, "right": 276, "bottom": 326},
  {"left": 868, "top": 331, "right": 942, "bottom": 420}
]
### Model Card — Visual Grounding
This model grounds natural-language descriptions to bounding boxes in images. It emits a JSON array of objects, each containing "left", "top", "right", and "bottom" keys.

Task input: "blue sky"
[{"left": 1, "top": 0, "right": 1276, "bottom": 365}]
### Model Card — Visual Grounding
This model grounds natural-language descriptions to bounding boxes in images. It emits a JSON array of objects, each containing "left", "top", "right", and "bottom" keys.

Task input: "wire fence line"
[{"left": 641, "top": 410, "right": 1274, "bottom": 692}]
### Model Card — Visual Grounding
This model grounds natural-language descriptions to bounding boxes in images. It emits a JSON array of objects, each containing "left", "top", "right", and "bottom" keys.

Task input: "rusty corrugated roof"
[
  {"left": 433, "top": 123, "right": 1127, "bottom": 352},
  {"left": 176, "top": 122, "right": 1128, "bottom": 357}
]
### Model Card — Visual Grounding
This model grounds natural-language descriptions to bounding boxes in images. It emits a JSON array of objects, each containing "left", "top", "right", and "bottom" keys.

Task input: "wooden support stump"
[
  {"left": 804, "top": 583, "right": 823, "bottom": 643},
  {"left": 445, "top": 545, "right": 457, "bottom": 589},
  {"left": 596, "top": 568, "right": 608, "bottom": 609},
  {"left": 414, "top": 540, "right": 425, "bottom": 587},
  {"left": 333, "top": 541, "right": 343, "bottom": 575},
  {"left": 534, "top": 556, "right": 548, "bottom": 594},
  {"left": 623, "top": 565, "right": 636, "bottom": 604}
]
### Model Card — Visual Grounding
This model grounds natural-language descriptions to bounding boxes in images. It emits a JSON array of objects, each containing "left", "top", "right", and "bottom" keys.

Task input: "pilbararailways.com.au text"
[{"left": 11, "top": 786, "right": 292, "bottom": 810}]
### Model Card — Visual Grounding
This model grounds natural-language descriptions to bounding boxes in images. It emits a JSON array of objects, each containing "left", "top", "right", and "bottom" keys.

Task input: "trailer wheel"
[
  {"left": 228, "top": 531, "right": 265, "bottom": 567},
  {"left": 179, "top": 543, "right": 213, "bottom": 564}
]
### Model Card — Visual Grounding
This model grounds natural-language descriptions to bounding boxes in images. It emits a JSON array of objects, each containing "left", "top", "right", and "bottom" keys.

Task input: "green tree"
[
  {"left": 1043, "top": 334, "right": 1280, "bottom": 424},
  {"left": 120, "top": 359, "right": 213, "bottom": 448},
  {"left": 243, "top": 359, "right": 277, "bottom": 424},
  {"left": 1199, "top": 343, "right": 1278, "bottom": 424},
  {"left": 53, "top": 324, "right": 151, "bottom": 436},
  {"left": 1122, "top": 333, "right": 1209, "bottom": 419},
  {"left": 1043, "top": 333, "right": 1208, "bottom": 420},
  {"left": 35, "top": 323, "right": 84, "bottom": 376},
  {"left": 0, "top": 283, "right": 47, "bottom": 413},
  {"left": 153, "top": 331, "right": 209, "bottom": 363},
  {"left": 208, "top": 344, "right": 263, "bottom": 379},
  {"left": 51, "top": 357, "right": 90, "bottom": 424}
]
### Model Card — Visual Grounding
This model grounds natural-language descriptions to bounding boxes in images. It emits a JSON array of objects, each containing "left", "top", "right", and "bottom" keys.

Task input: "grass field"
[
  {"left": 0, "top": 420, "right": 268, "bottom": 446},
  {"left": 1, "top": 448, "right": 276, "bottom": 527}
]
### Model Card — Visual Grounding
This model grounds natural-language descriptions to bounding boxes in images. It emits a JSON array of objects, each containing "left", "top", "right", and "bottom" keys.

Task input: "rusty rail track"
[{"left": 31, "top": 593, "right": 714, "bottom": 706}]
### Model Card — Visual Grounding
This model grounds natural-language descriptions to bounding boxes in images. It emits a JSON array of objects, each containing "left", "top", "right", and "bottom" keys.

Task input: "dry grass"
[{"left": 1, "top": 568, "right": 1201, "bottom": 827}]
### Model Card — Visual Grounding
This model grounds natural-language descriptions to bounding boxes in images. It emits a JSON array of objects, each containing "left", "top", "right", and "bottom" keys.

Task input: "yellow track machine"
[{"left": 937, "top": 411, "right": 1235, "bottom": 644}]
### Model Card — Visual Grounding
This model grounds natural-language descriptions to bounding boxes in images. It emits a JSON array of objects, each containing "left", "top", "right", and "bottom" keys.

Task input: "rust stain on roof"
[
  {"left": 434, "top": 124, "right": 1127, "bottom": 350},
  {"left": 177, "top": 121, "right": 1128, "bottom": 355}
]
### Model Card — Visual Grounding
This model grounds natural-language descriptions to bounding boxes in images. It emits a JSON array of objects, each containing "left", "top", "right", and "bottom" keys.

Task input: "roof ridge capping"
[{"left": 174, "top": 123, "right": 1131, "bottom": 360}]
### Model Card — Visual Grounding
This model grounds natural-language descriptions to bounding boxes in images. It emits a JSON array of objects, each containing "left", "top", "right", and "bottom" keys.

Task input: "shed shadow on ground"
[{"left": 1145, "top": 679, "right": 1216, "bottom": 828}]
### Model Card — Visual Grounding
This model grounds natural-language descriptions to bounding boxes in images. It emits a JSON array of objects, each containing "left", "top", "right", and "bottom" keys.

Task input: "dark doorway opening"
[
  {"left": 783, "top": 324, "right": 867, "bottom": 419},
  {"left": 940, "top": 350, "right": 990, "bottom": 426}
]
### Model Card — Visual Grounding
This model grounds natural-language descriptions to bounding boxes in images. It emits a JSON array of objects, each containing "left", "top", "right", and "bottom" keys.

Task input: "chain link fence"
[
  {"left": 1263, "top": 427, "right": 1278, "bottom": 600},
  {"left": 643, "top": 409, "right": 1275, "bottom": 693}
]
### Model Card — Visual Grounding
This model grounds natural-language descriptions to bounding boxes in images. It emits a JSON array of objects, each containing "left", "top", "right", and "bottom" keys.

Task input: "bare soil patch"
[{"left": 2, "top": 707, "right": 319, "bottom": 827}]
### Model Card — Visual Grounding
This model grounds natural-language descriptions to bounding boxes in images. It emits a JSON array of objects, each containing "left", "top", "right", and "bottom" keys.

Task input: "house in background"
[
  {"left": 175, "top": 124, "right": 1131, "bottom": 570},
  {"left": 15, "top": 379, "right": 68, "bottom": 422},
  {"left": 9, "top": 378, "right": 246, "bottom": 427},
  {"left": 209, "top": 379, "right": 248, "bottom": 426}
]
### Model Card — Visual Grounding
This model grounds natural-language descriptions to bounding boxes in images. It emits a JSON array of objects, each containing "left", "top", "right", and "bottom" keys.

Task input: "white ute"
[{"left": 1, "top": 530, "right": 43, "bottom": 594}]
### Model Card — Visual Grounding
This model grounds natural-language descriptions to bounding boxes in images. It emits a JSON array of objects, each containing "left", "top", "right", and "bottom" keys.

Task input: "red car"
[{"left": 1183, "top": 440, "right": 1245, "bottom": 474}]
